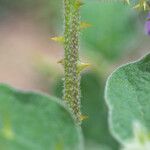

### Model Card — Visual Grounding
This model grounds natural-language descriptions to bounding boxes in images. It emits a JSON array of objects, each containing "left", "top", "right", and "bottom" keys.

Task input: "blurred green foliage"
[
  {"left": 52, "top": 71, "right": 120, "bottom": 150},
  {"left": 81, "top": 1, "right": 141, "bottom": 62}
]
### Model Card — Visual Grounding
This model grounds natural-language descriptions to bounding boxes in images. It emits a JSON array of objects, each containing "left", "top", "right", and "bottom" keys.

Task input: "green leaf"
[
  {"left": 80, "top": 72, "right": 119, "bottom": 150},
  {"left": 105, "top": 53, "right": 150, "bottom": 143},
  {"left": 81, "top": 1, "right": 140, "bottom": 62},
  {"left": 0, "top": 84, "right": 83, "bottom": 150},
  {"left": 52, "top": 72, "right": 119, "bottom": 150}
]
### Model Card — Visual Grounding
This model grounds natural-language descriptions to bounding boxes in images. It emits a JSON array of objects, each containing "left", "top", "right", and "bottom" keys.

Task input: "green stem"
[{"left": 63, "top": 0, "right": 81, "bottom": 124}]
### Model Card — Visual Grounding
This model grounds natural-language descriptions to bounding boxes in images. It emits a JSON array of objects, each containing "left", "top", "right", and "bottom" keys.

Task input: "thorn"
[
  {"left": 51, "top": 36, "right": 64, "bottom": 43},
  {"left": 77, "top": 62, "right": 91, "bottom": 73},
  {"left": 57, "top": 59, "right": 64, "bottom": 65},
  {"left": 58, "top": 59, "right": 90, "bottom": 72},
  {"left": 79, "top": 115, "right": 88, "bottom": 121},
  {"left": 75, "top": 0, "right": 84, "bottom": 9},
  {"left": 80, "top": 22, "right": 92, "bottom": 30}
]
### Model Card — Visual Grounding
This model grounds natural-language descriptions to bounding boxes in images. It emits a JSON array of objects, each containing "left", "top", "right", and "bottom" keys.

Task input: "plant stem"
[{"left": 63, "top": 0, "right": 81, "bottom": 124}]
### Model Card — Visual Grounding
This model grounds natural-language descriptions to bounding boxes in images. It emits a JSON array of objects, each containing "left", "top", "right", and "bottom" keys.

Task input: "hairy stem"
[{"left": 63, "top": 0, "right": 81, "bottom": 124}]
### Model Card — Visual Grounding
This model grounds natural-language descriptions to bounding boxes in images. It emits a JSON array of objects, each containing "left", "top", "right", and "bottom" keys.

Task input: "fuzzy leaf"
[
  {"left": 105, "top": 53, "right": 150, "bottom": 143},
  {"left": 0, "top": 84, "right": 83, "bottom": 150}
]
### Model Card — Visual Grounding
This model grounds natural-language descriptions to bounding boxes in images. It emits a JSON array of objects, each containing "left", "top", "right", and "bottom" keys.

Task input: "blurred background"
[{"left": 0, "top": 0, "right": 149, "bottom": 149}]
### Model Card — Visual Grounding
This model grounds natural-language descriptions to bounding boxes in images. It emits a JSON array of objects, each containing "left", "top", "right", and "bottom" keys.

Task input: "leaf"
[
  {"left": 80, "top": 72, "right": 119, "bottom": 150},
  {"left": 52, "top": 72, "right": 120, "bottom": 150},
  {"left": 0, "top": 84, "right": 83, "bottom": 150},
  {"left": 81, "top": 1, "right": 140, "bottom": 62},
  {"left": 105, "top": 53, "right": 150, "bottom": 143}
]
